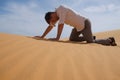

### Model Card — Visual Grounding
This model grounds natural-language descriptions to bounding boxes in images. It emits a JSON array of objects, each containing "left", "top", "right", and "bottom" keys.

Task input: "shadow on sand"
[
  {"left": 27, "top": 36, "right": 120, "bottom": 47},
  {"left": 27, "top": 36, "right": 88, "bottom": 45}
]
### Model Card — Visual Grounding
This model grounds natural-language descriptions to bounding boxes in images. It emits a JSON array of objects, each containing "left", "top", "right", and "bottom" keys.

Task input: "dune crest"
[{"left": 0, "top": 30, "right": 120, "bottom": 80}]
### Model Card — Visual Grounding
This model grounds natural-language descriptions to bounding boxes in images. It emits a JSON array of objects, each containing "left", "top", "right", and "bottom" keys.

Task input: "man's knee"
[
  {"left": 69, "top": 36, "right": 75, "bottom": 41},
  {"left": 69, "top": 28, "right": 78, "bottom": 41}
]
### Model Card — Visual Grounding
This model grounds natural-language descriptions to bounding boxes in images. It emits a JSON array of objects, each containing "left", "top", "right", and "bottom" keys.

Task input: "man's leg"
[
  {"left": 94, "top": 38, "right": 111, "bottom": 45},
  {"left": 81, "top": 19, "right": 116, "bottom": 46},
  {"left": 69, "top": 19, "right": 117, "bottom": 46},
  {"left": 81, "top": 19, "right": 93, "bottom": 43},
  {"left": 69, "top": 19, "right": 94, "bottom": 42},
  {"left": 94, "top": 37, "right": 117, "bottom": 46},
  {"left": 69, "top": 28, "right": 85, "bottom": 42}
]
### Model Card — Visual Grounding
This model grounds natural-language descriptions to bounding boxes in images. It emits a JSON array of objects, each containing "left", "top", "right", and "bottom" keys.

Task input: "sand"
[{"left": 0, "top": 30, "right": 120, "bottom": 80}]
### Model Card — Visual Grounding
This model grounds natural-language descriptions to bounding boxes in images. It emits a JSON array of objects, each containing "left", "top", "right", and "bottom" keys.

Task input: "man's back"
[{"left": 56, "top": 5, "right": 86, "bottom": 31}]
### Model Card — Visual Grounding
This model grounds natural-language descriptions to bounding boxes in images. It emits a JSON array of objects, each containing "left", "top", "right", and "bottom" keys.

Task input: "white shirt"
[{"left": 56, "top": 5, "right": 86, "bottom": 31}]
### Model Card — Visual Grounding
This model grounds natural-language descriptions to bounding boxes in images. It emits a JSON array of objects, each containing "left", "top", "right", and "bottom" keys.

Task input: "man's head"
[{"left": 45, "top": 12, "right": 59, "bottom": 25}]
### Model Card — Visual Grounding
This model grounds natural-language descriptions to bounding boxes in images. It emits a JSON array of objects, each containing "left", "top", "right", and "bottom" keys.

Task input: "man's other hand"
[
  {"left": 33, "top": 36, "right": 44, "bottom": 40},
  {"left": 48, "top": 38, "right": 59, "bottom": 41}
]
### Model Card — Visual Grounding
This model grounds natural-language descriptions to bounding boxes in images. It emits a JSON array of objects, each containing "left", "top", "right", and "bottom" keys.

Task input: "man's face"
[{"left": 50, "top": 13, "right": 59, "bottom": 26}]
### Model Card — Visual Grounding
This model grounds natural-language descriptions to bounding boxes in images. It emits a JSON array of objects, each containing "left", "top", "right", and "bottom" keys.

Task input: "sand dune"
[{"left": 0, "top": 30, "right": 120, "bottom": 80}]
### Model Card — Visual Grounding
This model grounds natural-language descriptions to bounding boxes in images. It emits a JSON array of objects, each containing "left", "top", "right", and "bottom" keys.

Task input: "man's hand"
[
  {"left": 34, "top": 26, "right": 53, "bottom": 39},
  {"left": 34, "top": 36, "right": 43, "bottom": 38},
  {"left": 33, "top": 36, "right": 44, "bottom": 40}
]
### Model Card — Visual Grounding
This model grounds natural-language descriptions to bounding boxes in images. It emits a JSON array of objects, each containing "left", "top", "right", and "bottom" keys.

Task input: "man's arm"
[
  {"left": 35, "top": 26, "right": 53, "bottom": 38},
  {"left": 56, "top": 24, "right": 64, "bottom": 40},
  {"left": 48, "top": 24, "right": 64, "bottom": 41}
]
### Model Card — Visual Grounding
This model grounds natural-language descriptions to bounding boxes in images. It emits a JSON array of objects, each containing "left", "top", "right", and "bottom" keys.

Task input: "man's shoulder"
[
  {"left": 57, "top": 5, "right": 68, "bottom": 9},
  {"left": 56, "top": 5, "right": 68, "bottom": 13}
]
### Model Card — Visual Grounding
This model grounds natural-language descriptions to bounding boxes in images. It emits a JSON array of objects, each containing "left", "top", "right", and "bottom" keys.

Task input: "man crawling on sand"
[{"left": 35, "top": 5, "right": 117, "bottom": 46}]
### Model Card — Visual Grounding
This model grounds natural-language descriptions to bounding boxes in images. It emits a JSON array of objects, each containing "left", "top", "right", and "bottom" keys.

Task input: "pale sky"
[{"left": 0, "top": 0, "right": 120, "bottom": 38}]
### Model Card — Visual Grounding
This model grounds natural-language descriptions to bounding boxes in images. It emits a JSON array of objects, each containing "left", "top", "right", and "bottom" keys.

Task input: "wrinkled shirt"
[{"left": 56, "top": 5, "right": 86, "bottom": 31}]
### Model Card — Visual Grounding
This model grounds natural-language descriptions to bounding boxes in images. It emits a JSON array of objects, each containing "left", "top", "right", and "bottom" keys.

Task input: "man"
[{"left": 35, "top": 5, "right": 117, "bottom": 46}]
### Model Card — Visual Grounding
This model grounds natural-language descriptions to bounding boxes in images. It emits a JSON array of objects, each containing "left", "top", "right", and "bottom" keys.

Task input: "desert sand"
[{"left": 0, "top": 30, "right": 120, "bottom": 80}]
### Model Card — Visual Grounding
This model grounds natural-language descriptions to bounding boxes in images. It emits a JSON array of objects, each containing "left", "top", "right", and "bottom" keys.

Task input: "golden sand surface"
[{"left": 0, "top": 30, "right": 120, "bottom": 80}]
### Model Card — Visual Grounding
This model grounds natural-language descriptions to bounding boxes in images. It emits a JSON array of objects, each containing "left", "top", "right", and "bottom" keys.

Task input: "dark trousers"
[{"left": 69, "top": 19, "right": 111, "bottom": 45}]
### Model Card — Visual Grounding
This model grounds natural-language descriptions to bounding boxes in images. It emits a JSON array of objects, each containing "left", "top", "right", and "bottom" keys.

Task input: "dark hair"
[{"left": 45, "top": 12, "right": 54, "bottom": 24}]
